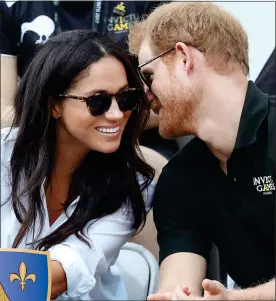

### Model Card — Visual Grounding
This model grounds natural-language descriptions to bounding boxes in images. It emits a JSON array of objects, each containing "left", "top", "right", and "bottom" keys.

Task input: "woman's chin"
[{"left": 95, "top": 142, "right": 121, "bottom": 154}]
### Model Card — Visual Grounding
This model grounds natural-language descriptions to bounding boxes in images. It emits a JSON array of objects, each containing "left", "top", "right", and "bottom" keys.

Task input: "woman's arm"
[
  {"left": 49, "top": 179, "right": 155, "bottom": 299},
  {"left": 50, "top": 261, "right": 67, "bottom": 300}
]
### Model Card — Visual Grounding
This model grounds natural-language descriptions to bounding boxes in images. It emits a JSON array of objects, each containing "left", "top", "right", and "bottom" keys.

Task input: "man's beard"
[{"left": 157, "top": 81, "right": 200, "bottom": 139}]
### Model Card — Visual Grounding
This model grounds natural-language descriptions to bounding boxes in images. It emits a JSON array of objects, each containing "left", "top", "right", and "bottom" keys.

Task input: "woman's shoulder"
[
  {"left": 1, "top": 127, "right": 18, "bottom": 206},
  {"left": 1, "top": 127, "right": 18, "bottom": 164},
  {"left": 1, "top": 127, "right": 18, "bottom": 142}
]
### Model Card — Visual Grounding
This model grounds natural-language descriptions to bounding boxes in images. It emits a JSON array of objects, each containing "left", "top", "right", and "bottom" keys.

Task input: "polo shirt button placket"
[{"left": 232, "top": 176, "right": 243, "bottom": 199}]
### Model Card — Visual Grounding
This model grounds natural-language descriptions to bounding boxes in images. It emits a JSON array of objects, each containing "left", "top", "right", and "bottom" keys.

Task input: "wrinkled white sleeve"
[{"left": 49, "top": 177, "right": 156, "bottom": 300}]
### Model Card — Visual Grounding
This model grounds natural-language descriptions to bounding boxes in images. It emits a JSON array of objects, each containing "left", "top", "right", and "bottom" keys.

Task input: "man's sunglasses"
[
  {"left": 137, "top": 44, "right": 205, "bottom": 89},
  {"left": 137, "top": 44, "right": 249, "bottom": 89},
  {"left": 59, "top": 88, "right": 142, "bottom": 116},
  {"left": 137, "top": 47, "right": 175, "bottom": 90}
]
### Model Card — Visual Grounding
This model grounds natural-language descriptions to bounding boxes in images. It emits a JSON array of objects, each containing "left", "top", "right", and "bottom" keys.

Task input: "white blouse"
[{"left": 1, "top": 127, "right": 155, "bottom": 300}]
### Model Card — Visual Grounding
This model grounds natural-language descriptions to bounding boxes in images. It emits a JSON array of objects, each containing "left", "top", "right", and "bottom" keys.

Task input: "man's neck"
[{"left": 197, "top": 75, "right": 248, "bottom": 164}]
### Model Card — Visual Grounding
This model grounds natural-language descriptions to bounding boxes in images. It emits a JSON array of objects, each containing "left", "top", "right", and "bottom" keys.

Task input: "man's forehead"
[{"left": 138, "top": 39, "right": 154, "bottom": 65}]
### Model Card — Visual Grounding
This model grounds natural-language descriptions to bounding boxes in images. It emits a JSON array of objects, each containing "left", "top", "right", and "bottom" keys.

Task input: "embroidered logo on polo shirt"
[{"left": 253, "top": 175, "right": 275, "bottom": 195}]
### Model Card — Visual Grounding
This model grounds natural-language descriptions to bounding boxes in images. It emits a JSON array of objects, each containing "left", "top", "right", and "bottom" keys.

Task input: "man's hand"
[
  {"left": 148, "top": 287, "right": 191, "bottom": 300},
  {"left": 172, "top": 278, "right": 275, "bottom": 300},
  {"left": 173, "top": 279, "right": 232, "bottom": 300},
  {"left": 148, "top": 280, "right": 231, "bottom": 301}
]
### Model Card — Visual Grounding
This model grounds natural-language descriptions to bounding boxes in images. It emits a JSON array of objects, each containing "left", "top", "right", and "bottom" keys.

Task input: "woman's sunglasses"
[{"left": 59, "top": 87, "right": 142, "bottom": 116}]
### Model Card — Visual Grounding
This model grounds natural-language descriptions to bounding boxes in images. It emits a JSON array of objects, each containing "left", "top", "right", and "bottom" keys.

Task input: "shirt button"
[{"left": 234, "top": 178, "right": 237, "bottom": 182}]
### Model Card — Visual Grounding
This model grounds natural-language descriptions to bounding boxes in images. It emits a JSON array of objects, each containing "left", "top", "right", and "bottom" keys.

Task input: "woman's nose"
[{"left": 104, "top": 97, "right": 124, "bottom": 121}]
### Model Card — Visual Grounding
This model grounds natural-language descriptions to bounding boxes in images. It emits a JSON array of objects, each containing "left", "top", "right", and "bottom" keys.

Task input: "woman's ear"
[
  {"left": 50, "top": 98, "right": 61, "bottom": 119},
  {"left": 52, "top": 107, "right": 60, "bottom": 119}
]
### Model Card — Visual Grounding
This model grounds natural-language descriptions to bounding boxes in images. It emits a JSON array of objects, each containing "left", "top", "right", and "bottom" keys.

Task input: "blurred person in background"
[
  {"left": 0, "top": 0, "right": 178, "bottom": 159},
  {"left": 128, "top": 2, "right": 275, "bottom": 300},
  {"left": 1, "top": 29, "right": 156, "bottom": 300},
  {"left": 255, "top": 47, "right": 276, "bottom": 96}
]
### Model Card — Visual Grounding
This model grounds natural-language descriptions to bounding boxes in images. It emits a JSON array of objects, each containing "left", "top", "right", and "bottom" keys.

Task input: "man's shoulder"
[
  {"left": 154, "top": 136, "right": 216, "bottom": 193},
  {"left": 164, "top": 136, "right": 213, "bottom": 173}
]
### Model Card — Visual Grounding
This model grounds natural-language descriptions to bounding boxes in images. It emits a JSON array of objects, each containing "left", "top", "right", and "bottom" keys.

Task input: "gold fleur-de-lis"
[{"left": 9, "top": 262, "right": 36, "bottom": 291}]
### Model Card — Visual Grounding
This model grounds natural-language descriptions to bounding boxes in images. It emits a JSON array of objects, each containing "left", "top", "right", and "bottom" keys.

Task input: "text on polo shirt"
[{"left": 253, "top": 175, "right": 275, "bottom": 195}]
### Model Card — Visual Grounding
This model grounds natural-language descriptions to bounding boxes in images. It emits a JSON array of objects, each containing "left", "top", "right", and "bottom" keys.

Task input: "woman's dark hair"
[{"left": 7, "top": 30, "right": 155, "bottom": 250}]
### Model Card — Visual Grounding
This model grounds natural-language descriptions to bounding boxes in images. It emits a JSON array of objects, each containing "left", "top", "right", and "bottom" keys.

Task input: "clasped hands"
[{"left": 148, "top": 279, "right": 234, "bottom": 301}]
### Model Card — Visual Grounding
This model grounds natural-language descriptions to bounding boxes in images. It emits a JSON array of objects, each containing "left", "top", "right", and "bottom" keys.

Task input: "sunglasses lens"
[
  {"left": 137, "top": 67, "right": 152, "bottom": 89},
  {"left": 86, "top": 94, "right": 111, "bottom": 116},
  {"left": 140, "top": 72, "right": 152, "bottom": 89},
  {"left": 117, "top": 89, "right": 141, "bottom": 111},
  {"left": 86, "top": 89, "right": 141, "bottom": 116}
]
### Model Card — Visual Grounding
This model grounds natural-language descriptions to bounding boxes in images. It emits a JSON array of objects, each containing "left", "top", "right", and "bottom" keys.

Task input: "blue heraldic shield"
[{"left": 0, "top": 249, "right": 51, "bottom": 301}]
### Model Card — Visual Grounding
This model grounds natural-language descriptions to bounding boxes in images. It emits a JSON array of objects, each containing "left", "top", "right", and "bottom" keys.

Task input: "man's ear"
[{"left": 175, "top": 42, "right": 194, "bottom": 75}]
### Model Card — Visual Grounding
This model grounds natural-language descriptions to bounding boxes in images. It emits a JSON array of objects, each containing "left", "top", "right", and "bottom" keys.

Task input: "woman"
[{"left": 1, "top": 30, "right": 155, "bottom": 300}]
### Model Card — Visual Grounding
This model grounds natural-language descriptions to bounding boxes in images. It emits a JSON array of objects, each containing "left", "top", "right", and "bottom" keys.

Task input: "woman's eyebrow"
[
  {"left": 83, "top": 84, "right": 129, "bottom": 96},
  {"left": 118, "top": 84, "right": 129, "bottom": 92}
]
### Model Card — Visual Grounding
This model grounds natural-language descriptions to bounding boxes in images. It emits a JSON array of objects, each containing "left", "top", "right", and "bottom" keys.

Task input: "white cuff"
[{"left": 50, "top": 244, "right": 96, "bottom": 298}]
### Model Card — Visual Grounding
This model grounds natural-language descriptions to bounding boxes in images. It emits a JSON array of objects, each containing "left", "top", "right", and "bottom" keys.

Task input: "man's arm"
[
  {"left": 158, "top": 252, "right": 206, "bottom": 296},
  {"left": 149, "top": 148, "right": 213, "bottom": 299},
  {"left": 232, "top": 278, "right": 275, "bottom": 300},
  {"left": 1, "top": 55, "right": 17, "bottom": 128},
  {"left": 173, "top": 278, "right": 275, "bottom": 301}
]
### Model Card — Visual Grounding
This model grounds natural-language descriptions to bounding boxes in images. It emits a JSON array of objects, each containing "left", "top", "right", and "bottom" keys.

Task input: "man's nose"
[
  {"left": 145, "top": 88, "right": 155, "bottom": 103},
  {"left": 143, "top": 82, "right": 148, "bottom": 93}
]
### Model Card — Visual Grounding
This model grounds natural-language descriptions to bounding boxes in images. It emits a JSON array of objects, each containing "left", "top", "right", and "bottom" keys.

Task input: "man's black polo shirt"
[{"left": 153, "top": 81, "right": 275, "bottom": 288}]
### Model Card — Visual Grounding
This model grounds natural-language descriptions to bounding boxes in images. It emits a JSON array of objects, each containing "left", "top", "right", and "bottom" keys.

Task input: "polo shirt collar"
[{"left": 234, "top": 81, "right": 268, "bottom": 149}]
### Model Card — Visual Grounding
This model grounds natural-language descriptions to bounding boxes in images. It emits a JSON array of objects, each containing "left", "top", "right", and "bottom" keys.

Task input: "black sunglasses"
[
  {"left": 137, "top": 47, "right": 175, "bottom": 89},
  {"left": 137, "top": 44, "right": 205, "bottom": 89},
  {"left": 59, "top": 88, "right": 142, "bottom": 116},
  {"left": 138, "top": 44, "right": 250, "bottom": 90}
]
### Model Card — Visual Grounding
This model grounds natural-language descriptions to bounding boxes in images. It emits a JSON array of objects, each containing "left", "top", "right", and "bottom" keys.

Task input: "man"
[
  {"left": 0, "top": 0, "right": 178, "bottom": 159},
  {"left": 128, "top": 2, "right": 275, "bottom": 300}
]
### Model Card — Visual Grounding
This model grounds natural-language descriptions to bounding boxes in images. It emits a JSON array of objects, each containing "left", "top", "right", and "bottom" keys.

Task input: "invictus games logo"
[
  {"left": 108, "top": 2, "right": 140, "bottom": 33},
  {"left": 107, "top": 14, "right": 140, "bottom": 32},
  {"left": 253, "top": 175, "right": 275, "bottom": 195}
]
